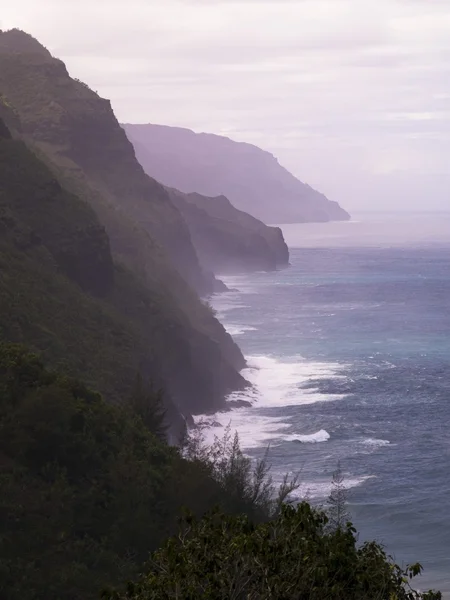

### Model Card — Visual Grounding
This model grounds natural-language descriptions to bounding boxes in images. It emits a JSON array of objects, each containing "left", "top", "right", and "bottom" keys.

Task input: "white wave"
[
  {"left": 232, "top": 355, "right": 347, "bottom": 409},
  {"left": 293, "top": 475, "right": 376, "bottom": 501},
  {"left": 193, "top": 412, "right": 292, "bottom": 450},
  {"left": 213, "top": 298, "right": 249, "bottom": 321},
  {"left": 362, "top": 438, "right": 390, "bottom": 447},
  {"left": 225, "top": 324, "right": 258, "bottom": 337},
  {"left": 284, "top": 429, "right": 330, "bottom": 444},
  {"left": 215, "top": 275, "right": 259, "bottom": 295},
  {"left": 194, "top": 354, "right": 347, "bottom": 451}
]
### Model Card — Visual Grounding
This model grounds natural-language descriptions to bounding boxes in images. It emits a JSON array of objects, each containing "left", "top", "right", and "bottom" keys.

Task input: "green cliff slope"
[
  {"left": 0, "top": 29, "right": 249, "bottom": 417},
  {"left": 0, "top": 109, "right": 245, "bottom": 418},
  {"left": 0, "top": 29, "right": 213, "bottom": 293}
]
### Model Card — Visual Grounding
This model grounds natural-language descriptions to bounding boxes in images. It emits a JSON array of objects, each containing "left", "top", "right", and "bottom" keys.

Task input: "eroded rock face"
[
  {"left": 167, "top": 188, "right": 289, "bottom": 274},
  {"left": 123, "top": 123, "right": 351, "bottom": 225}
]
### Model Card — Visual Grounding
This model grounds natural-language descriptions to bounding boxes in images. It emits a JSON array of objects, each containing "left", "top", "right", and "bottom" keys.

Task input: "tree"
[
  {"left": 128, "top": 373, "right": 167, "bottom": 441},
  {"left": 327, "top": 461, "right": 351, "bottom": 532},
  {"left": 101, "top": 504, "right": 441, "bottom": 600},
  {"left": 181, "top": 423, "right": 299, "bottom": 518}
]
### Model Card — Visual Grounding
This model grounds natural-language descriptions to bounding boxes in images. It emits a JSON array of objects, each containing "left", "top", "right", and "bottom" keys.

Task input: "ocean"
[{"left": 203, "top": 212, "right": 450, "bottom": 596}]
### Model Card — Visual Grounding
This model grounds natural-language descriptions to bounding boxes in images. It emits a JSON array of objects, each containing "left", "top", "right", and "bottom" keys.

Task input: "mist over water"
[
  {"left": 202, "top": 212, "right": 450, "bottom": 596},
  {"left": 279, "top": 211, "right": 450, "bottom": 249}
]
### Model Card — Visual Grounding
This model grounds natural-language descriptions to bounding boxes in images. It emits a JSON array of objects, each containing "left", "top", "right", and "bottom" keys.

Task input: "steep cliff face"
[
  {"left": 167, "top": 188, "right": 289, "bottom": 274},
  {"left": 0, "top": 28, "right": 214, "bottom": 294},
  {"left": 124, "top": 123, "right": 351, "bottom": 224},
  {"left": 0, "top": 124, "right": 114, "bottom": 296},
  {"left": 0, "top": 31, "right": 247, "bottom": 417}
]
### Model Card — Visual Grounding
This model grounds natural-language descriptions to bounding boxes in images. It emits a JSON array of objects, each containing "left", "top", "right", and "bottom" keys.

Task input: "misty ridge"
[
  {"left": 122, "top": 123, "right": 350, "bottom": 225},
  {"left": 0, "top": 21, "right": 446, "bottom": 600}
]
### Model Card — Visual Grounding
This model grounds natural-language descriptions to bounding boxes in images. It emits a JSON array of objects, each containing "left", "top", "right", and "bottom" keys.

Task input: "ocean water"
[{"left": 203, "top": 213, "right": 450, "bottom": 595}]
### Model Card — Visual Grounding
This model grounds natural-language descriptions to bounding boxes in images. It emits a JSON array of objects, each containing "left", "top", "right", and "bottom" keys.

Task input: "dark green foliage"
[
  {"left": 0, "top": 344, "right": 441, "bottom": 600},
  {"left": 326, "top": 461, "right": 351, "bottom": 532},
  {"left": 0, "top": 114, "right": 12, "bottom": 138},
  {"left": 181, "top": 424, "right": 299, "bottom": 520},
  {"left": 0, "top": 126, "right": 114, "bottom": 296},
  {"left": 0, "top": 343, "right": 247, "bottom": 600},
  {"left": 103, "top": 506, "right": 441, "bottom": 600},
  {"left": 128, "top": 373, "right": 168, "bottom": 441},
  {"left": 0, "top": 342, "right": 165, "bottom": 599}
]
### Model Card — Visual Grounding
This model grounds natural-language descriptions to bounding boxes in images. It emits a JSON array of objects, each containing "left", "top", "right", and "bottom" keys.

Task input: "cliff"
[
  {"left": 0, "top": 118, "right": 114, "bottom": 297},
  {"left": 167, "top": 188, "right": 289, "bottom": 273},
  {"left": 0, "top": 30, "right": 247, "bottom": 418},
  {"left": 123, "top": 123, "right": 351, "bottom": 224},
  {"left": 0, "top": 28, "right": 214, "bottom": 294},
  {"left": 0, "top": 115, "right": 248, "bottom": 419}
]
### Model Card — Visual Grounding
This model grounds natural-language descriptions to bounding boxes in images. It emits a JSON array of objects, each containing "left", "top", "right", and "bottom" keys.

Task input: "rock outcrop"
[{"left": 167, "top": 188, "right": 289, "bottom": 274}]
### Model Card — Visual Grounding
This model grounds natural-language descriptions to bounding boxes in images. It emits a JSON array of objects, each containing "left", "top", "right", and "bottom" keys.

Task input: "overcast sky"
[{"left": 3, "top": 0, "right": 450, "bottom": 211}]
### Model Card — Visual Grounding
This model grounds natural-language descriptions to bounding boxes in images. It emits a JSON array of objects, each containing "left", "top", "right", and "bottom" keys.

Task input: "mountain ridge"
[
  {"left": 167, "top": 187, "right": 289, "bottom": 273},
  {"left": 0, "top": 29, "right": 248, "bottom": 421},
  {"left": 123, "top": 122, "right": 351, "bottom": 224}
]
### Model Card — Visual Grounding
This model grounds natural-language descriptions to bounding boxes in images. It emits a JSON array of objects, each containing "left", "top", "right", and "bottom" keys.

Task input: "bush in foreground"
[
  {"left": 102, "top": 504, "right": 441, "bottom": 600},
  {"left": 0, "top": 343, "right": 263, "bottom": 599}
]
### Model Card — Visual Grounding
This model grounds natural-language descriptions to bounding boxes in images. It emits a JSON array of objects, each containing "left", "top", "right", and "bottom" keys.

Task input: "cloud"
[{"left": 2, "top": 0, "right": 450, "bottom": 210}]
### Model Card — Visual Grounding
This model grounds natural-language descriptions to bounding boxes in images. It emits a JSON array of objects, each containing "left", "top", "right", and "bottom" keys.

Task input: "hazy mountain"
[
  {"left": 123, "top": 123, "right": 351, "bottom": 224},
  {"left": 166, "top": 188, "right": 289, "bottom": 273}
]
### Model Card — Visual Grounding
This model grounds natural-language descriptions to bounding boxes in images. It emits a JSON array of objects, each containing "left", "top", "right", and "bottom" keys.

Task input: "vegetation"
[
  {"left": 0, "top": 28, "right": 247, "bottom": 420},
  {"left": 0, "top": 125, "right": 154, "bottom": 407},
  {"left": 326, "top": 461, "right": 351, "bottom": 532},
  {"left": 127, "top": 374, "right": 168, "bottom": 441},
  {"left": 0, "top": 113, "right": 244, "bottom": 422},
  {"left": 181, "top": 423, "right": 299, "bottom": 519},
  {"left": 103, "top": 506, "right": 441, "bottom": 600},
  {"left": 0, "top": 343, "right": 257, "bottom": 600},
  {"left": 0, "top": 342, "right": 440, "bottom": 600}
]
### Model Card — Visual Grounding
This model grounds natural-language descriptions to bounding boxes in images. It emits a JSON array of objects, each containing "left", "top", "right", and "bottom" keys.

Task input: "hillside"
[
  {"left": 0, "top": 344, "right": 267, "bottom": 600},
  {"left": 167, "top": 188, "right": 289, "bottom": 273},
  {"left": 0, "top": 28, "right": 214, "bottom": 294},
  {"left": 123, "top": 123, "right": 351, "bottom": 224},
  {"left": 0, "top": 31, "right": 248, "bottom": 420}
]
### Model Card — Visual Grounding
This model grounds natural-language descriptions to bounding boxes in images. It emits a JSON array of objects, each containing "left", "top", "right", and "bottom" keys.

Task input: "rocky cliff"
[
  {"left": 167, "top": 188, "right": 289, "bottom": 274},
  {"left": 0, "top": 29, "right": 215, "bottom": 294},
  {"left": 0, "top": 30, "right": 247, "bottom": 419},
  {"left": 124, "top": 123, "right": 350, "bottom": 224}
]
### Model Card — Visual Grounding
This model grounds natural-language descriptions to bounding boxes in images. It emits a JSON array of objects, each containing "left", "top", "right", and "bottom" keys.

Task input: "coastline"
[{"left": 194, "top": 239, "right": 450, "bottom": 596}]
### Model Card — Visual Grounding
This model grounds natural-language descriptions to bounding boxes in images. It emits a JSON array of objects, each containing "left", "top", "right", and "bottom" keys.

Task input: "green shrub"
[
  {"left": 102, "top": 505, "right": 441, "bottom": 600},
  {"left": 0, "top": 343, "right": 275, "bottom": 599}
]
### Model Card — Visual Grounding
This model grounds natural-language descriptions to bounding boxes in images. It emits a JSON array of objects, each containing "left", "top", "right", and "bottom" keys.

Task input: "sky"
[{"left": 2, "top": 0, "right": 450, "bottom": 212}]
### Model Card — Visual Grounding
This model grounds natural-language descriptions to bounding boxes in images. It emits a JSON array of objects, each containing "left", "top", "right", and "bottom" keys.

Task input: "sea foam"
[
  {"left": 292, "top": 475, "right": 377, "bottom": 501},
  {"left": 225, "top": 324, "right": 258, "bottom": 337},
  {"left": 284, "top": 429, "right": 331, "bottom": 444},
  {"left": 194, "top": 354, "right": 346, "bottom": 451},
  {"left": 362, "top": 438, "right": 390, "bottom": 447}
]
